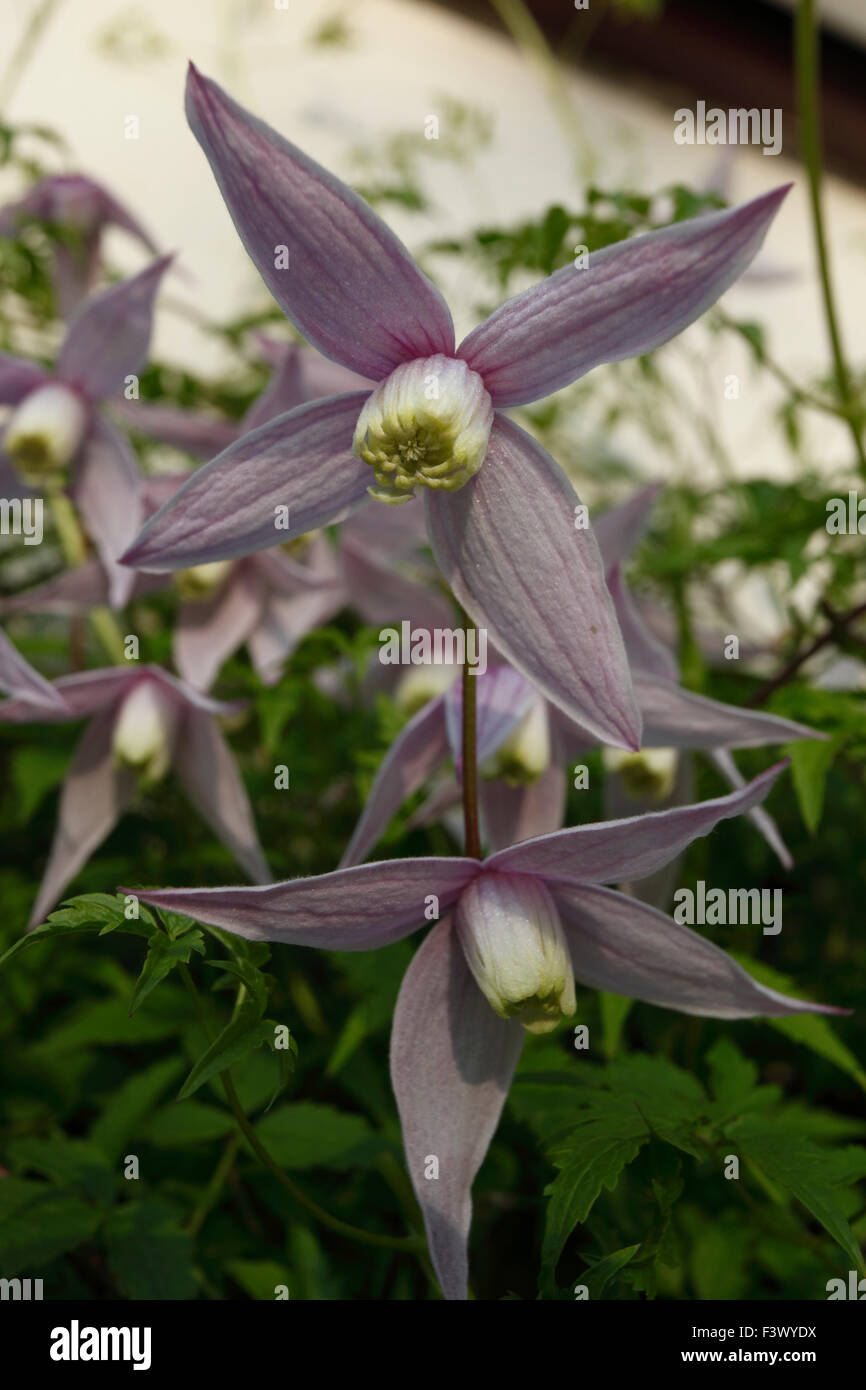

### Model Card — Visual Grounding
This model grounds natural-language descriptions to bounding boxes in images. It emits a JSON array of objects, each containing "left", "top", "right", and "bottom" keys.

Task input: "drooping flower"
[
  {"left": 129, "top": 761, "right": 840, "bottom": 1301},
  {"left": 0, "top": 258, "right": 172, "bottom": 606},
  {"left": 122, "top": 65, "right": 790, "bottom": 749},
  {"left": 0, "top": 664, "right": 270, "bottom": 927},
  {"left": 0, "top": 172, "right": 159, "bottom": 315},
  {"left": 337, "top": 490, "right": 820, "bottom": 867}
]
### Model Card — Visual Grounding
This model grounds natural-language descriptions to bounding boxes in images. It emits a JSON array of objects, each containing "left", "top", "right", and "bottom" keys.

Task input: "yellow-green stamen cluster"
[{"left": 353, "top": 354, "right": 494, "bottom": 504}]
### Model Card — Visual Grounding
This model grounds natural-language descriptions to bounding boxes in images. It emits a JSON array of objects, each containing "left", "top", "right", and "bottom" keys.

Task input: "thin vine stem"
[
  {"left": 176, "top": 963, "right": 424, "bottom": 1254},
  {"left": 461, "top": 617, "right": 482, "bottom": 860},
  {"left": 795, "top": 0, "right": 866, "bottom": 479}
]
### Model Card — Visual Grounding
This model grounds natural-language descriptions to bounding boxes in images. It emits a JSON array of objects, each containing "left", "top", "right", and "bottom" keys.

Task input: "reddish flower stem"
[{"left": 462, "top": 617, "right": 482, "bottom": 859}]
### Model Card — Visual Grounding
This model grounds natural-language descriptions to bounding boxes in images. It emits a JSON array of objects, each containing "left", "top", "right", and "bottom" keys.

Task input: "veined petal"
[
  {"left": 0, "top": 628, "right": 67, "bottom": 710},
  {"left": 593, "top": 483, "right": 663, "bottom": 572},
  {"left": 708, "top": 747, "right": 793, "bottom": 870},
  {"left": 29, "top": 709, "right": 137, "bottom": 929},
  {"left": 390, "top": 918, "right": 523, "bottom": 1300},
  {"left": 555, "top": 882, "right": 842, "bottom": 1018},
  {"left": 339, "top": 696, "right": 449, "bottom": 868},
  {"left": 174, "top": 562, "right": 266, "bottom": 691},
  {"left": 0, "top": 666, "right": 135, "bottom": 724},
  {"left": 486, "top": 761, "right": 787, "bottom": 885},
  {"left": 120, "top": 393, "right": 371, "bottom": 571},
  {"left": 241, "top": 344, "right": 372, "bottom": 432},
  {"left": 425, "top": 415, "right": 641, "bottom": 749},
  {"left": 458, "top": 188, "right": 789, "bottom": 406},
  {"left": 480, "top": 763, "right": 566, "bottom": 853},
  {"left": 185, "top": 65, "right": 455, "bottom": 380},
  {"left": 173, "top": 707, "right": 271, "bottom": 883},
  {"left": 444, "top": 665, "right": 537, "bottom": 771},
  {"left": 635, "top": 673, "right": 824, "bottom": 749},
  {"left": 128, "top": 857, "right": 479, "bottom": 949},
  {"left": 56, "top": 256, "right": 172, "bottom": 402},
  {"left": 113, "top": 398, "right": 238, "bottom": 458},
  {"left": 607, "top": 565, "right": 679, "bottom": 683},
  {"left": 70, "top": 418, "right": 144, "bottom": 609}
]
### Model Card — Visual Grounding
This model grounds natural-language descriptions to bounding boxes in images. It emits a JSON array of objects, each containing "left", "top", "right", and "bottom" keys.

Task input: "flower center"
[
  {"left": 4, "top": 382, "right": 88, "bottom": 482},
  {"left": 353, "top": 354, "right": 494, "bottom": 505}
]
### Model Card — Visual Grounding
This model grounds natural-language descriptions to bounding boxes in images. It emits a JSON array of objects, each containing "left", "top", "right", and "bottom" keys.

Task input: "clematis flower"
[
  {"left": 129, "top": 761, "right": 839, "bottom": 1301},
  {"left": 0, "top": 627, "right": 67, "bottom": 710},
  {"left": 123, "top": 65, "right": 790, "bottom": 749},
  {"left": 0, "top": 257, "right": 172, "bottom": 607},
  {"left": 0, "top": 172, "right": 159, "bottom": 315},
  {"left": 338, "top": 489, "right": 819, "bottom": 866},
  {"left": 0, "top": 664, "right": 270, "bottom": 927}
]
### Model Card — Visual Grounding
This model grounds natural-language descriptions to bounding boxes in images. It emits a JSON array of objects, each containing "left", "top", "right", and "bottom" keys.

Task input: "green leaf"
[
  {"left": 0, "top": 894, "right": 149, "bottom": 968},
  {"left": 578, "top": 1244, "right": 640, "bottom": 1300},
  {"left": 128, "top": 929, "right": 204, "bottom": 1015},
  {"left": 89, "top": 1056, "right": 185, "bottom": 1162},
  {"left": 142, "top": 1099, "right": 234, "bottom": 1147},
  {"left": 598, "top": 992, "right": 633, "bottom": 1060},
  {"left": 0, "top": 1178, "right": 103, "bottom": 1273},
  {"left": 179, "top": 1018, "right": 279, "bottom": 1101},
  {"left": 732, "top": 953, "right": 866, "bottom": 1093},
  {"left": 5, "top": 1137, "right": 114, "bottom": 1206},
  {"left": 786, "top": 737, "right": 836, "bottom": 833},
  {"left": 728, "top": 1116, "right": 866, "bottom": 1272},
  {"left": 104, "top": 1199, "right": 196, "bottom": 1299},
  {"left": 226, "top": 1259, "right": 292, "bottom": 1300},
  {"left": 540, "top": 1102, "right": 648, "bottom": 1282},
  {"left": 254, "top": 1103, "right": 381, "bottom": 1170},
  {"left": 9, "top": 744, "right": 67, "bottom": 825}
]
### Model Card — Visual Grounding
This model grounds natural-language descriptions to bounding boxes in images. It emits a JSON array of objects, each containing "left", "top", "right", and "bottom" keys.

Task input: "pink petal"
[
  {"left": 174, "top": 562, "right": 266, "bottom": 691},
  {"left": 486, "top": 761, "right": 787, "bottom": 885},
  {"left": 459, "top": 188, "right": 790, "bottom": 406},
  {"left": 56, "top": 256, "right": 172, "bottom": 402},
  {"left": 121, "top": 393, "right": 371, "bottom": 571},
  {"left": 70, "top": 418, "right": 144, "bottom": 608},
  {"left": 339, "top": 696, "right": 449, "bottom": 868},
  {"left": 173, "top": 707, "right": 271, "bottom": 883},
  {"left": 607, "top": 564, "right": 679, "bottom": 683},
  {"left": 593, "top": 483, "right": 664, "bottom": 571},
  {"left": 390, "top": 918, "right": 523, "bottom": 1300},
  {"left": 635, "top": 674, "right": 824, "bottom": 749},
  {"left": 0, "top": 354, "right": 49, "bottom": 405},
  {"left": 113, "top": 399, "right": 238, "bottom": 458},
  {"left": 425, "top": 415, "right": 641, "bottom": 749},
  {"left": 130, "top": 857, "right": 479, "bottom": 948},
  {"left": 708, "top": 748, "right": 793, "bottom": 871},
  {"left": 480, "top": 763, "right": 566, "bottom": 853},
  {"left": 556, "top": 882, "right": 842, "bottom": 1018},
  {"left": 186, "top": 65, "right": 454, "bottom": 380},
  {"left": 29, "top": 708, "right": 136, "bottom": 928},
  {"left": 444, "top": 665, "right": 537, "bottom": 770},
  {"left": 0, "top": 628, "right": 67, "bottom": 710}
]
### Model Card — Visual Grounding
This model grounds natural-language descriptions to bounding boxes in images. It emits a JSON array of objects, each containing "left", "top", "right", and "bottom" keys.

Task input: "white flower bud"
[
  {"left": 4, "top": 383, "right": 88, "bottom": 479},
  {"left": 602, "top": 746, "right": 678, "bottom": 802},
  {"left": 456, "top": 871, "right": 576, "bottom": 1034},
  {"left": 393, "top": 661, "right": 458, "bottom": 715},
  {"left": 174, "top": 559, "right": 234, "bottom": 600},
  {"left": 112, "top": 678, "right": 178, "bottom": 784},
  {"left": 480, "top": 697, "right": 550, "bottom": 785},
  {"left": 353, "top": 354, "right": 493, "bottom": 504}
]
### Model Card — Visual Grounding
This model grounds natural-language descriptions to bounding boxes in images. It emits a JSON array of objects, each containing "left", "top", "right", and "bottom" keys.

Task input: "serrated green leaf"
[
  {"left": 226, "top": 1259, "right": 292, "bottom": 1299},
  {"left": 128, "top": 929, "right": 204, "bottom": 1016},
  {"left": 89, "top": 1056, "right": 185, "bottom": 1162},
  {"left": 142, "top": 1099, "right": 234, "bottom": 1147},
  {"left": 578, "top": 1243, "right": 640, "bottom": 1299}
]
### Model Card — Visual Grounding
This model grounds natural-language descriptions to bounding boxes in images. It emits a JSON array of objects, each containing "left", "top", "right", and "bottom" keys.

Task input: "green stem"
[
  {"left": 48, "top": 488, "right": 126, "bottom": 664},
  {"left": 177, "top": 964, "right": 423, "bottom": 1254},
  {"left": 187, "top": 1133, "right": 242, "bottom": 1238},
  {"left": 795, "top": 0, "right": 866, "bottom": 479},
  {"left": 461, "top": 619, "right": 482, "bottom": 860}
]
